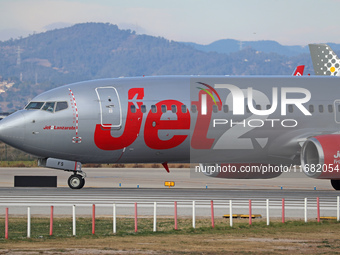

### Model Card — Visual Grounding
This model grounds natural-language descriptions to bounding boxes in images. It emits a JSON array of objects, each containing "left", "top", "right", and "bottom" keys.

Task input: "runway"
[
  {"left": 0, "top": 167, "right": 339, "bottom": 219},
  {"left": 0, "top": 167, "right": 336, "bottom": 190}
]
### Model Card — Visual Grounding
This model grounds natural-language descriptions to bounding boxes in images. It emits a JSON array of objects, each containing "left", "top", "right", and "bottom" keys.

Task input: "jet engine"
[
  {"left": 301, "top": 135, "right": 340, "bottom": 179},
  {"left": 301, "top": 135, "right": 340, "bottom": 182}
]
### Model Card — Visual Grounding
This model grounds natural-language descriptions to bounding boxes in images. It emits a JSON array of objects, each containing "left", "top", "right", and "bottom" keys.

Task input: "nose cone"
[{"left": 0, "top": 111, "right": 25, "bottom": 148}]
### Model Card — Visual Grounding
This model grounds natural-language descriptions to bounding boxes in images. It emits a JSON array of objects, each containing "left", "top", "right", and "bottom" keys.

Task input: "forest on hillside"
[{"left": 0, "top": 22, "right": 314, "bottom": 111}]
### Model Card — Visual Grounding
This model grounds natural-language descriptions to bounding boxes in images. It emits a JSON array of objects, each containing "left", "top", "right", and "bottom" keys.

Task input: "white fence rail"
[{"left": 1, "top": 196, "right": 340, "bottom": 239}]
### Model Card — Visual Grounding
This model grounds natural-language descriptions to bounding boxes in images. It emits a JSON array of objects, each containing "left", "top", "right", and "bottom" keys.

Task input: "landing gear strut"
[
  {"left": 38, "top": 158, "right": 86, "bottom": 189},
  {"left": 68, "top": 172, "right": 85, "bottom": 189},
  {"left": 331, "top": 180, "right": 340, "bottom": 190}
]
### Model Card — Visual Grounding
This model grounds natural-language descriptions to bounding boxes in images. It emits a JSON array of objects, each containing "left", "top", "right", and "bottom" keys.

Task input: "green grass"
[
  {"left": 1, "top": 217, "right": 340, "bottom": 254},
  {"left": 0, "top": 217, "right": 339, "bottom": 241}
]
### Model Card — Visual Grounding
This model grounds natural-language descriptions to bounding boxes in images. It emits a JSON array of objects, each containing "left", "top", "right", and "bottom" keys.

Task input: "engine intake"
[{"left": 301, "top": 134, "right": 340, "bottom": 179}]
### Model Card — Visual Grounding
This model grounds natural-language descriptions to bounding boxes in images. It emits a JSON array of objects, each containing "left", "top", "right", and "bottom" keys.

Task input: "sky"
[{"left": 0, "top": 0, "right": 339, "bottom": 46}]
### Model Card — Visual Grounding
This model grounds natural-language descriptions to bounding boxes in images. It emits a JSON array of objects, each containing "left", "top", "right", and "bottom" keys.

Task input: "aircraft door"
[
  {"left": 96, "top": 87, "right": 122, "bottom": 128},
  {"left": 334, "top": 100, "right": 340, "bottom": 123}
]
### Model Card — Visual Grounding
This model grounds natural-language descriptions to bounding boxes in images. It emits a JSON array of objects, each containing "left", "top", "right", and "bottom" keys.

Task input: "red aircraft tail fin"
[{"left": 292, "top": 65, "right": 305, "bottom": 76}]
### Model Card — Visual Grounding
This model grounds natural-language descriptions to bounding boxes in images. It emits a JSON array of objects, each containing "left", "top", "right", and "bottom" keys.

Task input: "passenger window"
[
  {"left": 130, "top": 105, "right": 136, "bottom": 113},
  {"left": 55, "top": 101, "right": 68, "bottom": 112},
  {"left": 141, "top": 105, "right": 146, "bottom": 113},
  {"left": 266, "top": 105, "right": 271, "bottom": 110},
  {"left": 212, "top": 105, "right": 218, "bottom": 113},
  {"left": 288, "top": 105, "right": 293, "bottom": 113},
  {"left": 25, "top": 102, "right": 44, "bottom": 110},
  {"left": 223, "top": 105, "right": 229, "bottom": 113},
  {"left": 171, "top": 105, "right": 177, "bottom": 113},
  {"left": 191, "top": 105, "right": 197, "bottom": 113},
  {"left": 256, "top": 105, "right": 261, "bottom": 110},
  {"left": 181, "top": 105, "right": 187, "bottom": 113},
  {"left": 319, "top": 105, "right": 324, "bottom": 113},
  {"left": 42, "top": 102, "right": 55, "bottom": 113},
  {"left": 328, "top": 105, "right": 333, "bottom": 113},
  {"left": 161, "top": 105, "right": 167, "bottom": 113},
  {"left": 309, "top": 105, "right": 314, "bottom": 113},
  {"left": 151, "top": 105, "right": 157, "bottom": 113}
]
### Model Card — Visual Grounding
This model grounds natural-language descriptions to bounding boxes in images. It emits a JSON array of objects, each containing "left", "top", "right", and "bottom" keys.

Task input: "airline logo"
[
  {"left": 94, "top": 82, "right": 312, "bottom": 152},
  {"left": 310, "top": 44, "right": 340, "bottom": 75},
  {"left": 94, "top": 88, "right": 190, "bottom": 151},
  {"left": 293, "top": 65, "right": 304, "bottom": 76},
  {"left": 320, "top": 49, "right": 340, "bottom": 75}
]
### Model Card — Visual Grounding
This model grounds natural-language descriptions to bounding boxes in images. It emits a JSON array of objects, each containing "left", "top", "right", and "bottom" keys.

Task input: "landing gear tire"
[
  {"left": 68, "top": 174, "right": 85, "bottom": 189},
  {"left": 331, "top": 180, "right": 340, "bottom": 190}
]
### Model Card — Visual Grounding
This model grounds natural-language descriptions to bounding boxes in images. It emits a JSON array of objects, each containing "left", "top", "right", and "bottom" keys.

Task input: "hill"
[
  {"left": 184, "top": 39, "right": 309, "bottom": 56},
  {"left": 0, "top": 22, "right": 315, "bottom": 111},
  {"left": 185, "top": 39, "right": 340, "bottom": 57}
]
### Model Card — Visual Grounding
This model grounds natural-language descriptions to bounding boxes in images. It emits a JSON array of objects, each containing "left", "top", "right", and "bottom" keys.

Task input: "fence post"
[
  {"left": 229, "top": 200, "right": 233, "bottom": 227},
  {"left": 192, "top": 201, "right": 196, "bottom": 229},
  {"left": 153, "top": 202, "right": 157, "bottom": 232},
  {"left": 72, "top": 205, "right": 76, "bottom": 236},
  {"left": 211, "top": 200, "right": 214, "bottom": 228},
  {"left": 266, "top": 199, "right": 270, "bottom": 226},
  {"left": 282, "top": 198, "right": 285, "bottom": 223},
  {"left": 174, "top": 201, "right": 178, "bottom": 230},
  {"left": 27, "top": 207, "right": 31, "bottom": 238},
  {"left": 5, "top": 208, "right": 8, "bottom": 239},
  {"left": 134, "top": 202, "right": 138, "bottom": 233},
  {"left": 92, "top": 204, "right": 95, "bottom": 235},
  {"left": 304, "top": 198, "right": 308, "bottom": 223},
  {"left": 50, "top": 206, "right": 54, "bottom": 236},
  {"left": 317, "top": 197, "right": 320, "bottom": 222},
  {"left": 113, "top": 203, "right": 116, "bottom": 234},
  {"left": 249, "top": 200, "right": 252, "bottom": 225}
]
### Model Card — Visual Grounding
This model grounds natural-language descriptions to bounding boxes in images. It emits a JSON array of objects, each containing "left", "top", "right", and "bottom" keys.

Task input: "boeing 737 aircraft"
[{"left": 0, "top": 75, "right": 340, "bottom": 190}]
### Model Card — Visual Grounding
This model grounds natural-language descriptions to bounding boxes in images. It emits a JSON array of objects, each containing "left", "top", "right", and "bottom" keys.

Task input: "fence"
[{"left": 2, "top": 196, "right": 340, "bottom": 239}]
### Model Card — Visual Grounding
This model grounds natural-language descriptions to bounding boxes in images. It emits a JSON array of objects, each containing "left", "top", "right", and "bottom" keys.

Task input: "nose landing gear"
[{"left": 38, "top": 158, "right": 87, "bottom": 189}]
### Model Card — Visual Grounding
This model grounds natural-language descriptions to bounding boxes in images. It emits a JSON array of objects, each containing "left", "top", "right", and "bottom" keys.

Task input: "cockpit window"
[
  {"left": 42, "top": 102, "right": 55, "bottom": 113},
  {"left": 55, "top": 101, "right": 68, "bottom": 112},
  {"left": 25, "top": 102, "right": 44, "bottom": 110}
]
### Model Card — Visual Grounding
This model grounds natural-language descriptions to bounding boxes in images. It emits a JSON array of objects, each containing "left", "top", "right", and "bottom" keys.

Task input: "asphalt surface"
[{"left": 0, "top": 168, "right": 338, "bottom": 218}]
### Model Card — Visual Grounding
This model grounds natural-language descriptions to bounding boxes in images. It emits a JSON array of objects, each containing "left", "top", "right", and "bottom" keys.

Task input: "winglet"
[{"left": 162, "top": 162, "right": 170, "bottom": 173}]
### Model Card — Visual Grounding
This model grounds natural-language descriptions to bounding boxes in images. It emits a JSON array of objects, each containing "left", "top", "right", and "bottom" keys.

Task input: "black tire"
[
  {"left": 331, "top": 180, "right": 340, "bottom": 190},
  {"left": 68, "top": 174, "right": 85, "bottom": 189}
]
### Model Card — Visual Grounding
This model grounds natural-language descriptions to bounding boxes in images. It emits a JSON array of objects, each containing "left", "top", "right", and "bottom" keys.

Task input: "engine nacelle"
[
  {"left": 301, "top": 134, "right": 340, "bottom": 179},
  {"left": 199, "top": 163, "right": 282, "bottom": 179}
]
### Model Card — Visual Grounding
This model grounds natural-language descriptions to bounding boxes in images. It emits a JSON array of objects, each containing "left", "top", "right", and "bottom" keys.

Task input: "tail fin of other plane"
[
  {"left": 292, "top": 65, "right": 305, "bottom": 76},
  {"left": 309, "top": 43, "right": 340, "bottom": 76}
]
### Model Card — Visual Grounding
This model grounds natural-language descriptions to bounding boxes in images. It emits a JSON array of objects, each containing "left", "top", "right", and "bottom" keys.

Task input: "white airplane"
[{"left": 0, "top": 75, "right": 339, "bottom": 190}]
